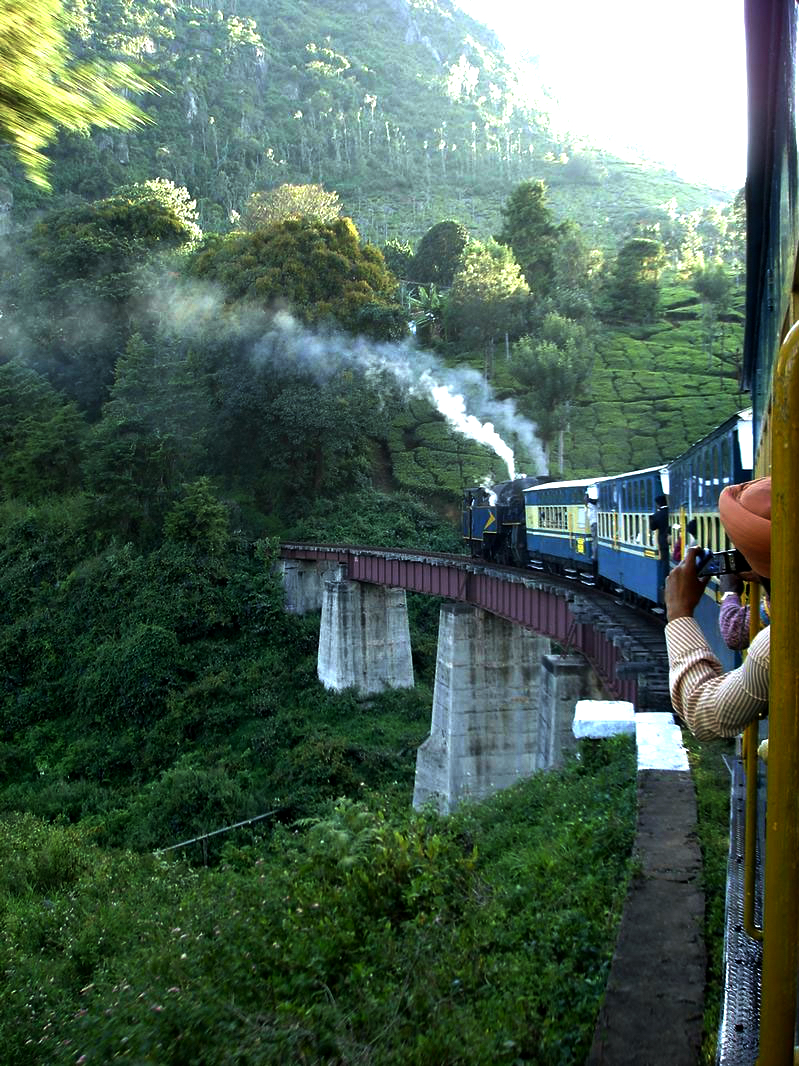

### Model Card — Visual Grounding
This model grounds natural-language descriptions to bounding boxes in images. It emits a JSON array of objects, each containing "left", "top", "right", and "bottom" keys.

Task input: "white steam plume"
[
  {"left": 429, "top": 384, "right": 516, "bottom": 479},
  {"left": 152, "top": 292, "right": 546, "bottom": 479}
]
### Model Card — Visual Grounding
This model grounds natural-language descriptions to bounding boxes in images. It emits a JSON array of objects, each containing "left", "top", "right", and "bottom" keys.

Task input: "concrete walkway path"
[{"left": 578, "top": 706, "right": 705, "bottom": 1065}]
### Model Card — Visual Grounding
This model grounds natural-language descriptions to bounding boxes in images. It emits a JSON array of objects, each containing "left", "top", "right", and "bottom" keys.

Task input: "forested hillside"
[{"left": 1, "top": 0, "right": 730, "bottom": 245}]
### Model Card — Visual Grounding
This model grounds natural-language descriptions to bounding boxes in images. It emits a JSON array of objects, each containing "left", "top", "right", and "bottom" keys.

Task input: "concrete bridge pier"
[
  {"left": 275, "top": 558, "right": 345, "bottom": 614},
  {"left": 538, "top": 654, "right": 600, "bottom": 769},
  {"left": 413, "top": 603, "right": 552, "bottom": 813},
  {"left": 317, "top": 579, "right": 414, "bottom": 694}
]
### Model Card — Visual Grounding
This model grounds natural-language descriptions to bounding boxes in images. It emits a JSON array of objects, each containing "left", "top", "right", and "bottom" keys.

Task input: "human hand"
[
  {"left": 665, "top": 546, "right": 709, "bottom": 622},
  {"left": 719, "top": 572, "right": 744, "bottom": 596}
]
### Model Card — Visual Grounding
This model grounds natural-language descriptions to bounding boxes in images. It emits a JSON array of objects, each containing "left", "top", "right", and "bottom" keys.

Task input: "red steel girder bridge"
[{"left": 279, "top": 545, "right": 671, "bottom": 710}]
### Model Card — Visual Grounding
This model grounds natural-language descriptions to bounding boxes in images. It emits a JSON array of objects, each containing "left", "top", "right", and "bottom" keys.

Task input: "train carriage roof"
[
  {"left": 522, "top": 474, "right": 612, "bottom": 496},
  {"left": 596, "top": 465, "right": 670, "bottom": 483},
  {"left": 668, "top": 409, "right": 753, "bottom": 468}
]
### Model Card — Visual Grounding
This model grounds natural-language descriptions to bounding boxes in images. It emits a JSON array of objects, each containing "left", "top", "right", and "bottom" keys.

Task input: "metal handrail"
[
  {"left": 743, "top": 579, "right": 764, "bottom": 941},
  {"left": 757, "top": 318, "right": 799, "bottom": 1064}
]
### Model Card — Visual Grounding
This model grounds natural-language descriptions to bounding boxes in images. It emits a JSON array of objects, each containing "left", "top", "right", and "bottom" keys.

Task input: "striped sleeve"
[{"left": 665, "top": 617, "right": 769, "bottom": 740}]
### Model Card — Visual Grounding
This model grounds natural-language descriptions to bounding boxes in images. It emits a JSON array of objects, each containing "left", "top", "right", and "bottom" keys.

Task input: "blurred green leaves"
[{"left": 0, "top": 0, "right": 154, "bottom": 188}]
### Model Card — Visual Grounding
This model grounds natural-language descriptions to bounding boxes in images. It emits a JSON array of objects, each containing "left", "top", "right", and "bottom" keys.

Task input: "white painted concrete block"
[
  {"left": 635, "top": 712, "right": 689, "bottom": 771},
  {"left": 572, "top": 700, "right": 636, "bottom": 739}
]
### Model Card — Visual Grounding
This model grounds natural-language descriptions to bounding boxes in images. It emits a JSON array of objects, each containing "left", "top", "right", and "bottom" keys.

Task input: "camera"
[
  {"left": 694, "top": 547, "right": 750, "bottom": 578},
  {"left": 694, "top": 547, "right": 717, "bottom": 575}
]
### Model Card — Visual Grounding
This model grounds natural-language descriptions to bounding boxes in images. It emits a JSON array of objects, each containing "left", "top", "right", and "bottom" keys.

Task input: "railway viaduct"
[{"left": 278, "top": 544, "right": 672, "bottom": 812}]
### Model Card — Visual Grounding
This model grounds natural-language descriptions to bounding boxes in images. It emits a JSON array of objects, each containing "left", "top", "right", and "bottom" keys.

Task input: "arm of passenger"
[
  {"left": 718, "top": 594, "right": 750, "bottom": 651},
  {"left": 666, "top": 617, "right": 769, "bottom": 740}
]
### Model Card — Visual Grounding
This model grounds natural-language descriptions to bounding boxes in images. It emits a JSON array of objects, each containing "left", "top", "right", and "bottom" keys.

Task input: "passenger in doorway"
[
  {"left": 584, "top": 492, "right": 598, "bottom": 544},
  {"left": 671, "top": 517, "right": 698, "bottom": 563},
  {"left": 664, "top": 477, "right": 771, "bottom": 740},
  {"left": 649, "top": 493, "right": 670, "bottom": 600}
]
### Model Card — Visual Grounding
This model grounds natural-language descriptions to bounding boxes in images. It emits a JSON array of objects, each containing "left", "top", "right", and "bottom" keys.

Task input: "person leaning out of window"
[{"left": 664, "top": 478, "right": 771, "bottom": 740}]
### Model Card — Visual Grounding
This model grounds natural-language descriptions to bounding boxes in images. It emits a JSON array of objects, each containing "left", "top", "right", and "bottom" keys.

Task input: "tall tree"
[
  {"left": 601, "top": 237, "right": 666, "bottom": 323},
  {"left": 510, "top": 313, "right": 595, "bottom": 468},
  {"left": 83, "top": 332, "right": 209, "bottom": 545},
  {"left": 495, "top": 180, "right": 559, "bottom": 297},
  {"left": 444, "top": 238, "right": 530, "bottom": 375},
  {"left": 550, "top": 219, "right": 602, "bottom": 320},
  {"left": 0, "top": 361, "right": 87, "bottom": 499},
  {"left": 692, "top": 262, "right": 732, "bottom": 365}
]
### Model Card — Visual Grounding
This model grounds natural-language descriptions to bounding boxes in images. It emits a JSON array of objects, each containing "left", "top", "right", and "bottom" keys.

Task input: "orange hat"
[{"left": 718, "top": 476, "right": 771, "bottom": 578}]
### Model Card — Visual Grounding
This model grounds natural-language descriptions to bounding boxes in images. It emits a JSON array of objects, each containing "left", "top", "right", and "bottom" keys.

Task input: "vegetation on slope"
[
  {"left": 0, "top": 738, "right": 637, "bottom": 1066},
  {"left": 0, "top": 0, "right": 732, "bottom": 249}
]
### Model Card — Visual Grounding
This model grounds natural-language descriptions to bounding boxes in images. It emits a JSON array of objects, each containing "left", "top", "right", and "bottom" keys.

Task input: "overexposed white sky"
[{"left": 455, "top": 0, "right": 747, "bottom": 190}]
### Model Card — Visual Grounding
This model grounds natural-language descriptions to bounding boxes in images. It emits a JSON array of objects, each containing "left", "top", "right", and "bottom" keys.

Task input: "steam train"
[
  {"left": 465, "top": 0, "right": 799, "bottom": 1057},
  {"left": 462, "top": 406, "right": 753, "bottom": 671}
]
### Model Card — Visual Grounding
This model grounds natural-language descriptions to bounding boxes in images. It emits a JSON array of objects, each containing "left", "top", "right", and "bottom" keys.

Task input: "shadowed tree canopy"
[
  {"left": 601, "top": 237, "right": 666, "bottom": 323},
  {"left": 411, "top": 220, "right": 468, "bottom": 286},
  {"left": 496, "top": 180, "right": 559, "bottom": 298},
  {"left": 0, "top": 181, "right": 202, "bottom": 413},
  {"left": 692, "top": 262, "right": 732, "bottom": 307},
  {"left": 188, "top": 216, "right": 405, "bottom": 338},
  {"left": 381, "top": 238, "right": 414, "bottom": 280},
  {"left": 0, "top": 0, "right": 152, "bottom": 188}
]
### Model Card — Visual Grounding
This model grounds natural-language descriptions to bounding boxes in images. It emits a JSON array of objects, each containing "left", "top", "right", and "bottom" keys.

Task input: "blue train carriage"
[
  {"left": 523, "top": 476, "right": 608, "bottom": 579},
  {"left": 462, "top": 477, "right": 540, "bottom": 565},
  {"left": 667, "top": 408, "right": 755, "bottom": 669},
  {"left": 595, "top": 465, "right": 670, "bottom": 605}
]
